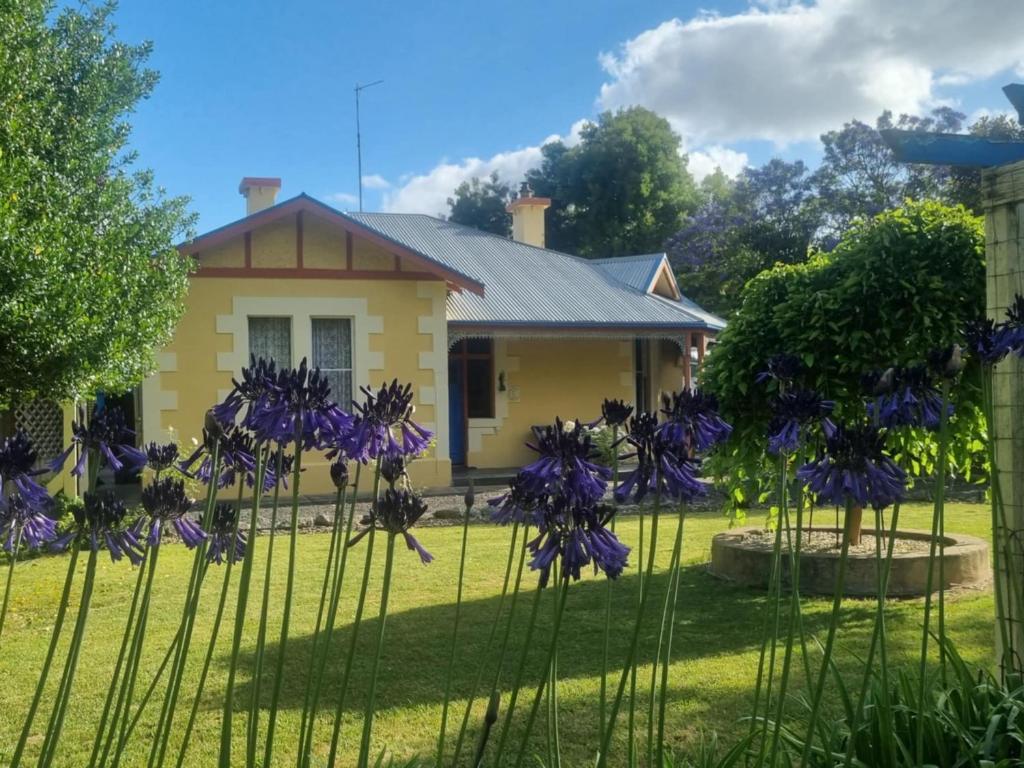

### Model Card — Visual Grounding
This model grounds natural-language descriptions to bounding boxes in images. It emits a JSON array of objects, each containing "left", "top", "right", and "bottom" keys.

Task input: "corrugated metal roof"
[
  {"left": 591, "top": 253, "right": 665, "bottom": 294},
  {"left": 346, "top": 212, "right": 726, "bottom": 332}
]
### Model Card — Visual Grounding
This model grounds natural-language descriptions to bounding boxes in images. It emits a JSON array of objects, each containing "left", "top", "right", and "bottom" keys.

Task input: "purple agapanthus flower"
[
  {"left": 181, "top": 425, "right": 259, "bottom": 489},
  {"left": 658, "top": 390, "right": 733, "bottom": 452},
  {"left": 51, "top": 406, "right": 143, "bottom": 477},
  {"left": 205, "top": 502, "right": 246, "bottom": 565},
  {"left": 963, "top": 318, "right": 1016, "bottom": 366},
  {"left": 139, "top": 477, "right": 204, "bottom": 548},
  {"left": 755, "top": 353, "right": 804, "bottom": 385},
  {"left": 345, "top": 380, "right": 433, "bottom": 462},
  {"left": 526, "top": 497, "right": 630, "bottom": 587},
  {"left": 1004, "top": 294, "right": 1024, "bottom": 354},
  {"left": 796, "top": 423, "right": 906, "bottom": 509},
  {"left": 245, "top": 358, "right": 354, "bottom": 448},
  {"left": 863, "top": 366, "right": 950, "bottom": 431},
  {"left": 767, "top": 389, "right": 836, "bottom": 455},
  {"left": 517, "top": 419, "right": 611, "bottom": 507},
  {"left": 380, "top": 452, "right": 407, "bottom": 488},
  {"left": 0, "top": 430, "right": 51, "bottom": 511},
  {"left": 144, "top": 442, "right": 181, "bottom": 474},
  {"left": 489, "top": 473, "right": 548, "bottom": 526},
  {"left": 600, "top": 399, "right": 634, "bottom": 429},
  {"left": 1, "top": 492, "right": 57, "bottom": 552},
  {"left": 51, "top": 491, "right": 145, "bottom": 565},
  {"left": 212, "top": 355, "right": 280, "bottom": 427},
  {"left": 615, "top": 412, "right": 705, "bottom": 504},
  {"left": 353, "top": 488, "right": 433, "bottom": 564}
]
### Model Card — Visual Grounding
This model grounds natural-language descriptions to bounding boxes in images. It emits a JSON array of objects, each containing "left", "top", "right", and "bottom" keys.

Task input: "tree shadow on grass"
[{"left": 225, "top": 561, "right": 880, "bottom": 721}]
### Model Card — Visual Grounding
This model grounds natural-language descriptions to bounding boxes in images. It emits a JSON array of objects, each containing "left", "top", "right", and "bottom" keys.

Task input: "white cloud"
[
  {"left": 686, "top": 145, "right": 749, "bottom": 181},
  {"left": 361, "top": 174, "right": 390, "bottom": 190},
  {"left": 327, "top": 192, "right": 358, "bottom": 207},
  {"left": 384, "top": 0, "right": 1024, "bottom": 217},
  {"left": 597, "top": 0, "right": 1024, "bottom": 146}
]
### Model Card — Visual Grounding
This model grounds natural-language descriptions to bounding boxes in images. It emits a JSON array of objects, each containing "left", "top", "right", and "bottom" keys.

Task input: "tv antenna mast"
[{"left": 354, "top": 79, "right": 384, "bottom": 212}]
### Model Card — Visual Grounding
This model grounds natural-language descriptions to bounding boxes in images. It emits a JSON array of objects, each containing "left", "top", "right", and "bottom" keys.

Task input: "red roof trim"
[
  {"left": 177, "top": 195, "right": 485, "bottom": 296},
  {"left": 238, "top": 176, "right": 282, "bottom": 192}
]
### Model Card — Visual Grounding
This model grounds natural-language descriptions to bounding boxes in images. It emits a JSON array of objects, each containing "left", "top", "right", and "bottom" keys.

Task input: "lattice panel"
[{"left": 13, "top": 399, "right": 64, "bottom": 464}]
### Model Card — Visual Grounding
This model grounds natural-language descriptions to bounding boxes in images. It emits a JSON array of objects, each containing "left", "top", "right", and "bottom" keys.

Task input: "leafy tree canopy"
[
  {"left": 446, "top": 172, "right": 513, "bottom": 237},
  {"left": 668, "top": 159, "right": 819, "bottom": 316},
  {"left": 526, "top": 107, "right": 700, "bottom": 257},
  {"left": 0, "top": 0, "right": 194, "bottom": 408},
  {"left": 700, "top": 201, "right": 986, "bottom": 514}
]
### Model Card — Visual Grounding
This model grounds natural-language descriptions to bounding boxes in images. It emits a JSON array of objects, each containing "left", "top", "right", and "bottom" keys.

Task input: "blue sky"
[{"left": 113, "top": 1, "right": 1024, "bottom": 233}]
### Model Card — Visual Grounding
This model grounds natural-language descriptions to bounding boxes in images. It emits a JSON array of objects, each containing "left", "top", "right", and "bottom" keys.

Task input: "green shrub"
[{"left": 700, "top": 201, "right": 987, "bottom": 517}]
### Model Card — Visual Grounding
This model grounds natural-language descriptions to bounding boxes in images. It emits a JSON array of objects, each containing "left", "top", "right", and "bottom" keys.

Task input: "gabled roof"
[
  {"left": 591, "top": 253, "right": 681, "bottom": 300},
  {"left": 347, "top": 212, "right": 725, "bottom": 332},
  {"left": 178, "top": 194, "right": 486, "bottom": 295}
]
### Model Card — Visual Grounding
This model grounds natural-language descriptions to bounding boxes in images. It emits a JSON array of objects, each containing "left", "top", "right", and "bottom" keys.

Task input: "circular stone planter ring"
[{"left": 709, "top": 527, "right": 990, "bottom": 597}]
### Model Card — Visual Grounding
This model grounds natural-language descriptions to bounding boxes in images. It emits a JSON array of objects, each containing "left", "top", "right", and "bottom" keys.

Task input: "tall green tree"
[
  {"left": 526, "top": 107, "right": 699, "bottom": 256},
  {"left": 0, "top": 0, "right": 194, "bottom": 408},
  {"left": 668, "top": 159, "right": 818, "bottom": 316},
  {"left": 446, "top": 172, "right": 513, "bottom": 236}
]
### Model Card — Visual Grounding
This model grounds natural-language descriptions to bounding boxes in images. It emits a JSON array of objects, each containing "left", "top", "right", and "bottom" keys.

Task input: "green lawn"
[{"left": 0, "top": 501, "right": 996, "bottom": 767}]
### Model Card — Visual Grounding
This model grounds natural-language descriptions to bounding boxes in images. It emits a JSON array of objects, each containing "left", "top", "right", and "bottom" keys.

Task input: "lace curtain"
[
  {"left": 248, "top": 317, "right": 292, "bottom": 367},
  {"left": 312, "top": 318, "right": 353, "bottom": 408}
]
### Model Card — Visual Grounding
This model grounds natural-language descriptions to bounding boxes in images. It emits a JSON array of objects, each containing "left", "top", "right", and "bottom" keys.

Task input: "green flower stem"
[
  {"left": 116, "top": 564, "right": 209, "bottom": 753},
  {"left": 596, "top": 493, "right": 662, "bottom": 768},
  {"left": 627, "top": 503, "right": 646, "bottom": 768},
  {"left": 799, "top": 500, "right": 854, "bottom": 768},
  {"left": 9, "top": 544, "right": 80, "bottom": 767},
  {"left": 247, "top": 446, "right": 285, "bottom": 762},
  {"left": 146, "top": 442, "right": 222, "bottom": 768},
  {"left": 0, "top": 529, "right": 22, "bottom": 646},
  {"left": 770, "top": 461, "right": 809, "bottom": 766},
  {"left": 260, "top": 439, "right": 305, "bottom": 767},
  {"left": 295, "top": 483, "right": 348, "bottom": 763},
  {"left": 599, "top": 424, "right": 620, "bottom": 747},
  {"left": 294, "top": 482, "right": 347, "bottom": 763},
  {"left": 916, "top": 379, "right": 951, "bottom": 765},
  {"left": 514, "top": 580, "right": 571, "bottom": 768},
  {"left": 436, "top": 495, "right": 474, "bottom": 766},
  {"left": 326, "top": 458, "right": 384, "bottom": 766},
  {"left": 38, "top": 545, "right": 100, "bottom": 768},
  {"left": 843, "top": 499, "right": 901, "bottom": 768},
  {"left": 754, "top": 455, "right": 790, "bottom": 764},
  {"left": 87, "top": 553, "right": 148, "bottom": 768},
  {"left": 96, "top": 544, "right": 162, "bottom": 768},
  {"left": 492, "top": 582, "right": 547, "bottom": 763},
  {"left": 451, "top": 520, "right": 525, "bottom": 766},
  {"left": 749, "top": 480, "right": 786, "bottom": 755},
  {"left": 298, "top": 474, "right": 359, "bottom": 768},
  {"left": 356, "top": 530, "right": 398, "bottom": 768},
  {"left": 655, "top": 506, "right": 686, "bottom": 767},
  {"left": 547, "top": 562, "right": 561, "bottom": 768},
  {"left": 174, "top": 529, "right": 243, "bottom": 768},
  {"left": 219, "top": 446, "right": 267, "bottom": 767}
]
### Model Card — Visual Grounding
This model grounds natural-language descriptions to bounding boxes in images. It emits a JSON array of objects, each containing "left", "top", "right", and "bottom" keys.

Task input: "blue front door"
[{"left": 448, "top": 357, "right": 466, "bottom": 464}]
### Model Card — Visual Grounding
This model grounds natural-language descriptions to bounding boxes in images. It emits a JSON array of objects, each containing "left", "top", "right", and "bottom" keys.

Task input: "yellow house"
[{"left": 138, "top": 177, "right": 725, "bottom": 494}]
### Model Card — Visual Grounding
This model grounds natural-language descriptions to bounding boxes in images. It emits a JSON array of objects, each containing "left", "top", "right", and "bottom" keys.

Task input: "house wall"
[
  {"left": 467, "top": 336, "right": 689, "bottom": 470},
  {"left": 142, "top": 212, "right": 451, "bottom": 494}
]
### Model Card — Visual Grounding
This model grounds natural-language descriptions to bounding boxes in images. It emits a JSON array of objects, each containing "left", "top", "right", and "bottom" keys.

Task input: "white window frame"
[{"left": 311, "top": 316, "right": 354, "bottom": 407}]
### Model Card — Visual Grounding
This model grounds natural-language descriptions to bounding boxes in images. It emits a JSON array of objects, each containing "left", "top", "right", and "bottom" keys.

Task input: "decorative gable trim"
[{"left": 179, "top": 195, "right": 485, "bottom": 296}]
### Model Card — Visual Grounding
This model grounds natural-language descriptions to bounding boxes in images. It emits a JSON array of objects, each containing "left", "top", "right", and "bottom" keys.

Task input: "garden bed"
[{"left": 709, "top": 526, "right": 990, "bottom": 597}]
